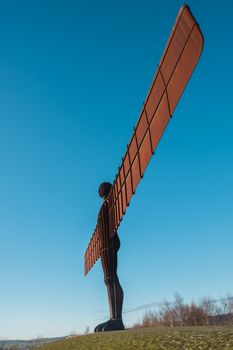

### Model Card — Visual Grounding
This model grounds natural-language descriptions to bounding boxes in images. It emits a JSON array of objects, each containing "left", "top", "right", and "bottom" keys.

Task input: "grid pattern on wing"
[
  {"left": 107, "top": 5, "right": 203, "bottom": 238},
  {"left": 84, "top": 227, "right": 100, "bottom": 275},
  {"left": 84, "top": 5, "right": 204, "bottom": 274}
]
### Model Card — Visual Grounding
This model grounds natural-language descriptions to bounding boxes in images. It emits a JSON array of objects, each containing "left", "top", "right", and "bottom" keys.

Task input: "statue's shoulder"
[{"left": 98, "top": 201, "right": 108, "bottom": 219}]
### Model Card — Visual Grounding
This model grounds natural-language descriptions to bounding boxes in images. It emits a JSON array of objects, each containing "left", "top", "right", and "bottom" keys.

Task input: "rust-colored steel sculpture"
[{"left": 84, "top": 5, "right": 204, "bottom": 332}]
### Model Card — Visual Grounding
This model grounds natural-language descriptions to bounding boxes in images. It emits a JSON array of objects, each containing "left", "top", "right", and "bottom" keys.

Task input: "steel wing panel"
[
  {"left": 107, "top": 5, "right": 203, "bottom": 238},
  {"left": 84, "top": 227, "right": 100, "bottom": 275},
  {"left": 84, "top": 5, "right": 203, "bottom": 274}
]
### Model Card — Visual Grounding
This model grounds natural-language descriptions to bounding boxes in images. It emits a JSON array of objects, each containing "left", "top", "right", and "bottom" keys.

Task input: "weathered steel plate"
[{"left": 84, "top": 5, "right": 203, "bottom": 275}]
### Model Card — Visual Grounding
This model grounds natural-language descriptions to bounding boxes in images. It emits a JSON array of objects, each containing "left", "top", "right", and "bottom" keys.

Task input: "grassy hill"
[{"left": 39, "top": 327, "right": 233, "bottom": 350}]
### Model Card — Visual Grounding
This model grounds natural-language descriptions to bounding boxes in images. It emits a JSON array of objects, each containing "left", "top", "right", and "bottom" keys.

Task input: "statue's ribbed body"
[
  {"left": 84, "top": 6, "right": 204, "bottom": 332},
  {"left": 94, "top": 183, "right": 124, "bottom": 332}
]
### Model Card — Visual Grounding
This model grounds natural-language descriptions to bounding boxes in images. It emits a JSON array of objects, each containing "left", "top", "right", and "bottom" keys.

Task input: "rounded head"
[{"left": 98, "top": 182, "right": 112, "bottom": 199}]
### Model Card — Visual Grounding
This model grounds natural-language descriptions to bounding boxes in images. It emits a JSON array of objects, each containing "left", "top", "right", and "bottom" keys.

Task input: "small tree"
[
  {"left": 174, "top": 293, "right": 185, "bottom": 326},
  {"left": 84, "top": 326, "right": 90, "bottom": 334},
  {"left": 160, "top": 300, "right": 176, "bottom": 327},
  {"left": 199, "top": 296, "right": 215, "bottom": 325},
  {"left": 188, "top": 303, "right": 206, "bottom": 326},
  {"left": 221, "top": 294, "right": 233, "bottom": 315},
  {"left": 141, "top": 310, "right": 159, "bottom": 327}
]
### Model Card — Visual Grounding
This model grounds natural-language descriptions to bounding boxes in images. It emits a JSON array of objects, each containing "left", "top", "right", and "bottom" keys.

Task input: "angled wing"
[
  {"left": 107, "top": 4, "right": 203, "bottom": 238},
  {"left": 84, "top": 5, "right": 204, "bottom": 275},
  {"left": 84, "top": 225, "right": 100, "bottom": 275}
]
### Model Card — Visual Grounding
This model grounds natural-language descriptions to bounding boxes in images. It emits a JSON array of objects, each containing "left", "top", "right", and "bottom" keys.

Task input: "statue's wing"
[
  {"left": 107, "top": 5, "right": 203, "bottom": 238},
  {"left": 84, "top": 5, "right": 204, "bottom": 275},
  {"left": 84, "top": 225, "right": 100, "bottom": 275}
]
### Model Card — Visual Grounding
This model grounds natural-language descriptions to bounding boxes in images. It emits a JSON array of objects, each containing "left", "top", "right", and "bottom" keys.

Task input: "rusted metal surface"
[
  {"left": 92, "top": 183, "right": 125, "bottom": 332},
  {"left": 84, "top": 5, "right": 203, "bottom": 276}
]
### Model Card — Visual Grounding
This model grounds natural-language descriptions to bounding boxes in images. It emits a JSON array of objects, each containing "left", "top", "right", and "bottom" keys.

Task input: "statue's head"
[{"left": 98, "top": 182, "right": 112, "bottom": 199}]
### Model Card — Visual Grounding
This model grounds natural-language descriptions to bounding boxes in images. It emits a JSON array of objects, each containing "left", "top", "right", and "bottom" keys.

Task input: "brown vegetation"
[{"left": 133, "top": 293, "right": 233, "bottom": 328}]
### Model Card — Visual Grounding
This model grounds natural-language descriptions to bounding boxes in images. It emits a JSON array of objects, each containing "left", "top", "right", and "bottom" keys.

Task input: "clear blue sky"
[{"left": 0, "top": 0, "right": 232, "bottom": 340}]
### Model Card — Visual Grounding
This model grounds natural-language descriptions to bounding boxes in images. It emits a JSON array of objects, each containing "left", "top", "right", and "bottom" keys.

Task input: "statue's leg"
[
  {"left": 95, "top": 237, "right": 124, "bottom": 332},
  {"left": 103, "top": 249, "right": 124, "bottom": 320}
]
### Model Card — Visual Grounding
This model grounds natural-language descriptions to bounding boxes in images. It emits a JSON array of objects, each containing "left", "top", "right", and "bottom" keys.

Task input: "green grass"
[{"left": 39, "top": 327, "right": 233, "bottom": 350}]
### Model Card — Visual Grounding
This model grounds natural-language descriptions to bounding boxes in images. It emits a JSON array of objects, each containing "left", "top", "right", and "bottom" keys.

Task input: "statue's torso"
[{"left": 98, "top": 201, "right": 120, "bottom": 253}]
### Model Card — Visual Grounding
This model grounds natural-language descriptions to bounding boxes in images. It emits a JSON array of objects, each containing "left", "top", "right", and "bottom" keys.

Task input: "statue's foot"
[
  {"left": 94, "top": 321, "right": 109, "bottom": 332},
  {"left": 94, "top": 319, "right": 125, "bottom": 332}
]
